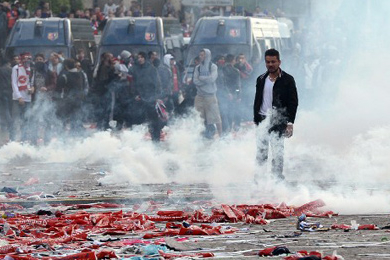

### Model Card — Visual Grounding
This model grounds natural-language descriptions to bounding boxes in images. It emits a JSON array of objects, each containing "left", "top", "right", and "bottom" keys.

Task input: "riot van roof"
[
  {"left": 5, "top": 18, "right": 96, "bottom": 63},
  {"left": 97, "top": 17, "right": 184, "bottom": 66}
]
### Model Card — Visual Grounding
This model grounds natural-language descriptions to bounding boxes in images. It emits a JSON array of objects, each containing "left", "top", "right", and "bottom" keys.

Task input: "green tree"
[{"left": 70, "top": 0, "right": 84, "bottom": 11}]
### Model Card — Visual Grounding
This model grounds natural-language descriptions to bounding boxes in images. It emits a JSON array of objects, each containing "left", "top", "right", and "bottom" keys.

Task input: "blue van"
[
  {"left": 5, "top": 18, "right": 96, "bottom": 61},
  {"left": 97, "top": 17, "right": 184, "bottom": 63}
]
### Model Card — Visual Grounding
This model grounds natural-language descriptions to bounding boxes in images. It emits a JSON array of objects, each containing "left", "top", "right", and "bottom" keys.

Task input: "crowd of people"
[
  {"left": 0, "top": 44, "right": 266, "bottom": 145},
  {"left": 0, "top": 0, "right": 289, "bottom": 49},
  {"left": 0, "top": 0, "right": 180, "bottom": 46}
]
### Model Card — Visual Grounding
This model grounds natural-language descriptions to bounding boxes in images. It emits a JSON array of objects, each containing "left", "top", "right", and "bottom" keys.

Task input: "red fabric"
[
  {"left": 358, "top": 224, "right": 378, "bottom": 230},
  {"left": 45, "top": 251, "right": 96, "bottom": 260},
  {"left": 258, "top": 246, "right": 276, "bottom": 256},
  {"left": 157, "top": 211, "right": 185, "bottom": 217},
  {"left": 172, "top": 65, "right": 179, "bottom": 92},
  {"left": 294, "top": 199, "right": 326, "bottom": 216},
  {"left": 331, "top": 223, "right": 351, "bottom": 230},
  {"left": 7, "top": 9, "right": 18, "bottom": 29},
  {"left": 221, "top": 204, "right": 238, "bottom": 222}
]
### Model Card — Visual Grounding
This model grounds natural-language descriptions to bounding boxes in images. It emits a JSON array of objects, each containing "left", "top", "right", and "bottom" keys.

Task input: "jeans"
[
  {"left": 0, "top": 96, "right": 13, "bottom": 137},
  {"left": 11, "top": 101, "right": 33, "bottom": 142},
  {"left": 256, "top": 115, "right": 286, "bottom": 179}
]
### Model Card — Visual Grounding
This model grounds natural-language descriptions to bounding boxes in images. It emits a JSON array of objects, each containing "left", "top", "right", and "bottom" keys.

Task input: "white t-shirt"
[
  {"left": 259, "top": 76, "right": 274, "bottom": 116},
  {"left": 11, "top": 64, "right": 32, "bottom": 102},
  {"left": 103, "top": 4, "right": 118, "bottom": 15}
]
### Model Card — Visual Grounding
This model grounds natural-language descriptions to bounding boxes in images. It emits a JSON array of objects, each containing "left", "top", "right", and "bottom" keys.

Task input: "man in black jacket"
[
  {"left": 0, "top": 56, "right": 13, "bottom": 141},
  {"left": 56, "top": 59, "right": 87, "bottom": 136},
  {"left": 253, "top": 49, "right": 298, "bottom": 180},
  {"left": 132, "top": 52, "right": 162, "bottom": 142}
]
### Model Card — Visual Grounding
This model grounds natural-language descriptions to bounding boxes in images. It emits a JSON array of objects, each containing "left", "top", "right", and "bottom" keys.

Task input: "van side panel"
[{"left": 5, "top": 18, "right": 96, "bottom": 62}]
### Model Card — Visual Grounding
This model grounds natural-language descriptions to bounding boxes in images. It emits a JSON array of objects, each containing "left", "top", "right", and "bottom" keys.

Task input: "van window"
[
  {"left": 163, "top": 18, "right": 182, "bottom": 37},
  {"left": 9, "top": 20, "right": 66, "bottom": 46},
  {"left": 192, "top": 19, "right": 247, "bottom": 45},
  {"left": 101, "top": 19, "right": 158, "bottom": 45}
]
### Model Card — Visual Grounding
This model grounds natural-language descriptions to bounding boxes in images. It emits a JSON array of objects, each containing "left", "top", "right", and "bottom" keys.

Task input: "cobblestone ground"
[{"left": 0, "top": 160, "right": 390, "bottom": 259}]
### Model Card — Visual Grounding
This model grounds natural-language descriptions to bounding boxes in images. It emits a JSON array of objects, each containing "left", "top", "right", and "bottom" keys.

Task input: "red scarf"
[{"left": 172, "top": 65, "right": 179, "bottom": 92}]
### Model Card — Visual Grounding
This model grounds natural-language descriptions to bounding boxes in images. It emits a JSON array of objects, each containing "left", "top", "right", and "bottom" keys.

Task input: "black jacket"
[
  {"left": 0, "top": 64, "right": 12, "bottom": 100},
  {"left": 253, "top": 69, "right": 298, "bottom": 126},
  {"left": 223, "top": 64, "right": 241, "bottom": 98},
  {"left": 132, "top": 61, "right": 161, "bottom": 103},
  {"left": 56, "top": 69, "right": 86, "bottom": 101}
]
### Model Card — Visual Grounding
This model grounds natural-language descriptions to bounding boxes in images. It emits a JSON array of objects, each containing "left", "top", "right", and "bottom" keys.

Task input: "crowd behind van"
[{"left": 0, "top": 0, "right": 307, "bottom": 144}]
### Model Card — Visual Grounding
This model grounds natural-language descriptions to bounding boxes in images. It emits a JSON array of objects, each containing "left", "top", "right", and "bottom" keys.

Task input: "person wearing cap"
[
  {"left": 10, "top": 52, "right": 35, "bottom": 143},
  {"left": 106, "top": 62, "right": 130, "bottom": 130},
  {"left": 119, "top": 50, "right": 133, "bottom": 69}
]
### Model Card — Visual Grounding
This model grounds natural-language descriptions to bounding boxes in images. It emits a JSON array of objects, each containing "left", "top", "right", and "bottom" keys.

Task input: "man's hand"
[
  {"left": 285, "top": 124, "right": 293, "bottom": 138},
  {"left": 18, "top": 98, "right": 25, "bottom": 105}
]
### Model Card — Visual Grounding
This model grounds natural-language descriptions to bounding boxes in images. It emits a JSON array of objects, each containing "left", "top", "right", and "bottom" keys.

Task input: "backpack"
[{"left": 155, "top": 99, "right": 169, "bottom": 122}]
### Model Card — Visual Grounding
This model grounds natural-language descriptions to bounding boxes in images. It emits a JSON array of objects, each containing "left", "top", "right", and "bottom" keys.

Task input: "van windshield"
[
  {"left": 9, "top": 20, "right": 66, "bottom": 46},
  {"left": 101, "top": 19, "right": 158, "bottom": 45},
  {"left": 192, "top": 19, "right": 247, "bottom": 45},
  {"left": 163, "top": 19, "right": 182, "bottom": 37}
]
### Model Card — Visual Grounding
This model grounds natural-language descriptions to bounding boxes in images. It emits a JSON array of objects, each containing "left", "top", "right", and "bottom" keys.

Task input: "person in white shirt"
[
  {"left": 253, "top": 49, "right": 298, "bottom": 180},
  {"left": 103, "top": 0, "right": 118, "bottom": 15},
  {"left": 10, "top": 52, "right": 35, "bottom": 143}
]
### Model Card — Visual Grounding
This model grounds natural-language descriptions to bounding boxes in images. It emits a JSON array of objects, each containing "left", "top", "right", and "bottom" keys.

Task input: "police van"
[
  {"left": 97, "top": 17, "right": 184, "bottom": 64},
  {"left": 5, "top": 18, "right": 96, "bottom": 62},
  {"left": 183, "top": 16, "right": 281, "bottom": 84}
]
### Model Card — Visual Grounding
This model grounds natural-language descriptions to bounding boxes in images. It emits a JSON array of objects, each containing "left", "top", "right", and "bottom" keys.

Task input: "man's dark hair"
[
  {"left": 35, "top": 53, "right": 45, "bottom": 60},
  {"left": 265, "top": 49, "right": 280, "bottom": 61},
  {"left": 225, "top": 54, "right": 235, "bottom": 63},
  {"left": 77, "top": 48, "right": 85, "bottom": 54},
  {"left": 147, "top": 51, "right": 154, "bottom": 59},
  {"left": 138, "top": 51, "right": 147, "bottom": 59},
  {"left": 193, "top": 56, "right": 200, "bottom": 65},
  {"left": 63, "top": 59, "right": 75, "bottom": 70}
]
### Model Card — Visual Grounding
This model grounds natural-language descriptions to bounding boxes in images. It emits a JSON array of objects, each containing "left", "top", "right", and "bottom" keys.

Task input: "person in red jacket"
[{"left": 6, "top": 3, "right": 18, "bottom": 33}]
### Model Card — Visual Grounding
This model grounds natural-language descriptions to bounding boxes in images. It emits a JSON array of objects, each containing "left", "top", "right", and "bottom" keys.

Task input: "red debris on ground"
[
  {"left": 284, "top": 250, "right": 342, "bottom": 260},
  {"left": 0, "top": 199, "right": 340, "bottom": 259}
]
